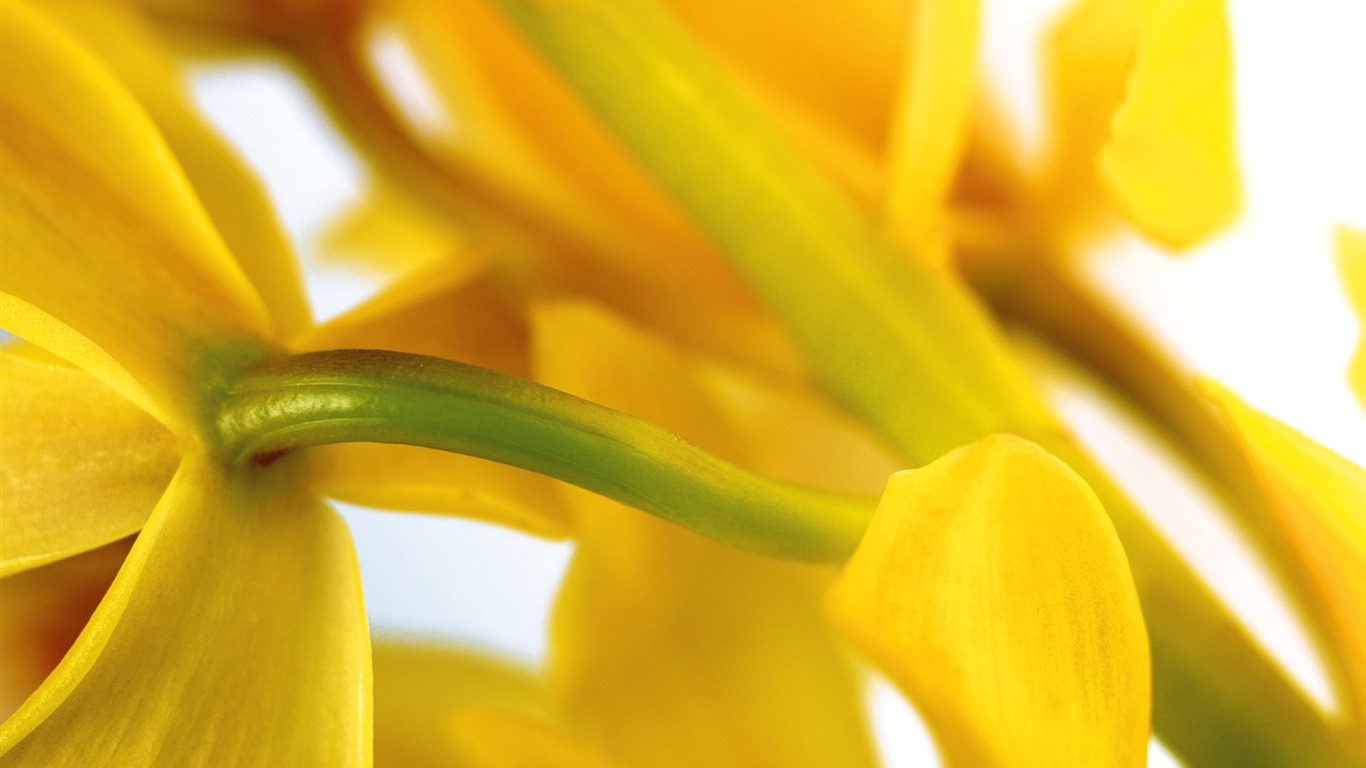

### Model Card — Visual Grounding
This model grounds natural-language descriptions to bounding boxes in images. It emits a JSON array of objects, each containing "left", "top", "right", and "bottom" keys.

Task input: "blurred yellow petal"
[
  {"left": 1033, "top": 0, "right": 1141, "bottom": 241},
  {"left": 828, "top": 435, "right": 1151, "bottom": 766},
  {"left": 1202, "top": 382, "right": 1366, "bottom": 733},
  {"left": 883, "top": 0, "right": 980, "bottom": 253},
  {"left": 316, "top": 180, "right": 467, "bottom": 280},
  {"left": 42, "top": 0, "right": 312, "bottom": 339},
  {"left": 0, "top": 0, "right": 273, "bottom": 428},
  {"left": 0, "top": 539, "right": 129, "bottom": 722},
  {"left": 374, "top": 640, "right": 548, "bottom": 768},
  {"left": 311, "top": 443, "right": 570, "bottom": 538},
  {"left": 665, "top": 0, "right": 903, "bottom": 169},
  {"left": 0, "top": 349, "right": 178, "bottom": 577},
  {"left": 376, "top": 0, "right": 737, "bottom": 302},
  {"left": 534, "top": 301, "right": 878, "bottom": 768},
  {"left": 451, "top": 709, "right": 618, "bottom": 768},
  {"left": 1098, "top": 0, "right": 1239, "bottom": 250},
  {"left": 1338, "top": 225, "right": 1366, "bottom": 409},
  {"left": 0, "top": 453, "right": 371, "bottom": 765},
  {"left": 301, "top": 252, "right": 529, "bottom": 377}
]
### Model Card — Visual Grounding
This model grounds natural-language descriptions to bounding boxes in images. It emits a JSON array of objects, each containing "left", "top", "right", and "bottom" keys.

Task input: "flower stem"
[{"left": 214, "top": 349, "right": 874, "bottom": 562}]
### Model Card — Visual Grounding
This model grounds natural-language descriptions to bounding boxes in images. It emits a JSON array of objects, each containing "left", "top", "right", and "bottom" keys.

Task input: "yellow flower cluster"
[{"left": 1, "top": 0, "right": 1362, "bottom": 765}]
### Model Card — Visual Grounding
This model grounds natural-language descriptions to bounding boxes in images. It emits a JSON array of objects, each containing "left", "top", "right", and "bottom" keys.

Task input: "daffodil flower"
[
  {"left": 6, "top": 0, "right": 1363, "bottom": 765},
  {"left": 0, "top": 2, "right": 897, "bottom": 761}
]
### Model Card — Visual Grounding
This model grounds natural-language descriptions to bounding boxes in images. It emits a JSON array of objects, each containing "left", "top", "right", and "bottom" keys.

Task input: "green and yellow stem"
[
  {"left": 215, "top": 348, "right": 874, "bottom": 562},
  {"left": 484, "top": 0, "right": 1352, "bottom": 763}
]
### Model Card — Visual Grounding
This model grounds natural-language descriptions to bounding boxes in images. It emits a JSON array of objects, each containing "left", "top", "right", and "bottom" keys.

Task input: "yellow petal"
[
  {"left": 1098, "top": 0, "right": 1240, "bottom": 250},
  {"left": 828, "top": 435, "right": 1151, "bottom": 766},
  {"left": 0, "top": 347, "right": 179, "bottom": 577},
  {"left": 301, "top": 252, "right": 529, "bottom": 377},
  {"left": 664, "top": 0, "right": 904, "bottom": 170},
  {"left": 310, "top": 442, "right": 571, "bottom": 539},
  {"left": 0, "top": 539, "right": 129, "bottom": 722},
  {"left": 379, "top": 0, "right": 737, "bottom": 302},
  {"left": 883, "top": 0, "right": 980, "bottom": 254},
  {"left": 533, "top": 301, "right": 878, "bottom": 768},
  {"left": 41, "top": 0, "right": 312, "bottom": 339},
  {"left": 0, "top": 0, "right": 273, "bottom": 428},
  {"left": 0, "top": 453, "right": 371, "bottom": 765},
  {"left": 1032, "top": 0, "right": 1142, "bottom": 242},
  {"left": 315, "top": 181, "right": 467, "bottom": 280},
  {"left": 450, "top": 709, "right": 618, "bottom": 768},
  {"left": 1202, "top": 381, "right": 1366, "bottom": 734},
  {"left": 1338, "top": 225, "right": 1366, "bottom": 410},
  {"left": 374, "top": 640, "right": 547, "bottom": 768}
]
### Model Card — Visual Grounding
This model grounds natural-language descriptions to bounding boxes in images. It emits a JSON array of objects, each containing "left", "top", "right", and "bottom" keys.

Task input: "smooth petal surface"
[
  {"left": 664, "top": 0, "right": 904, "bottom": 200},
  {"left": 883, "top": 0, "right": 980, "bottom": 253},
  {"left": 534, "top": 301, "right": 879, "bottom": 768},
  {"left": 828, "top": 435, "right": 1151, "bottom": 767},
  {"left": 0, "top": 0, "right": 273, "bottom": 428},
  {"left": 1338, "top": 225, "right": 1366, "bottom": 409},
  {"left": 450, "top": 709, "right": 618, "bottom": 768},
  {"left": 310, "top": 443, "right": 570, "bottom": 539},
  {"left": 0, "top": 348, "right": 178, "bottom": 577},
  {"left": 1034, "top": 0, "right": 1141, "bottom": 241},
  {"left": 43, "top": 0, "right": 312, "bottom": 339},
  {"left": 0, "top": 539, "right": 129, "bottom": 722},
  {"left": 316, "top": 181, "right": 468, "bottom": 281},
  {"left": 1098, "top": 0, "right": 1239, "bottom": 250},
  {"left": 0, "top": 453, "right": 371, "bottom": 765},
  {"left": 1203, "top": 382, "right": 1366, "bottom": 733},
  {"left": 373, "top": 641, "right": 547, "bottom": 768}
]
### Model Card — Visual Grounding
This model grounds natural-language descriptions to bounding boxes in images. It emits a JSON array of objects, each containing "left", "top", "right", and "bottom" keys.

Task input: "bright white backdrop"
[{"left": 184, "top": 0, "right": 1365, "bottom": 763}]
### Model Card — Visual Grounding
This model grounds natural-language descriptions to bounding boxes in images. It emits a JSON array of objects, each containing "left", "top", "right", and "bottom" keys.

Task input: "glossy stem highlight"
[{"left": 215, "top": 349, "right": 874, "bottom": 562}]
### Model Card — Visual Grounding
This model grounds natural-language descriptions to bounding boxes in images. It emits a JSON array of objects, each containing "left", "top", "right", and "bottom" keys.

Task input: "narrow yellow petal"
[
  {"left": 1337, "top": 225, "right": 1366, "bottom": 410},
  {"left": 533, "top": 301, "right": 879, "bottom": 768},
  {"left": 373, "top": 640, "right": 547, "bottom": 768},
  {"left": 1098, "top": 0, "right": 1240, "bottom": 250},
  {"left": 42, "top": 0, "right": 312, "bottom": 338},
  {"left": 828, "top": 435, "right": 1151, "bottom": 766},
  {"left": 1202, "top": 381, "right": 1366, "bottom": 734},
  {"left": 883, "top": 0, "right": 980, "bottom": 254},
  {"left": 0, "top": 453, "right": 371, "bottom": 765},
  {"left": 0, "top": 539, "right": 129, "bottom": 722},
  {"left": 1033, "top": 0, "right": 1141, "bottom": 241},
  {"left": 0, "top": 348, "right": 178, "bottom": 577},
  {"left": 451, "top": 709, "right": 619, "bottom": 768},
  {"left": 0, "top": 0, "right": 273, "bottom": 428}
]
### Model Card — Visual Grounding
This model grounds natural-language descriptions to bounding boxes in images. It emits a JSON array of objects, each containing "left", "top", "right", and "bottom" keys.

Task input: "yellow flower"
[
  {"left": 0, "top": 2, "right": 568, "bottom": 761},
  {"left": 0, "top": 3, "right": 361, "bottom": 760},
  {"left": 6, "top": 0, "right": 1364, "bottom": 764}
]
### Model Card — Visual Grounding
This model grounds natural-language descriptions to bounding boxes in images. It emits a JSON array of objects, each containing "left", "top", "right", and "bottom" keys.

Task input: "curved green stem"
[{"left": 215, "top": 349, "right": 874, "bottom": 562}]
